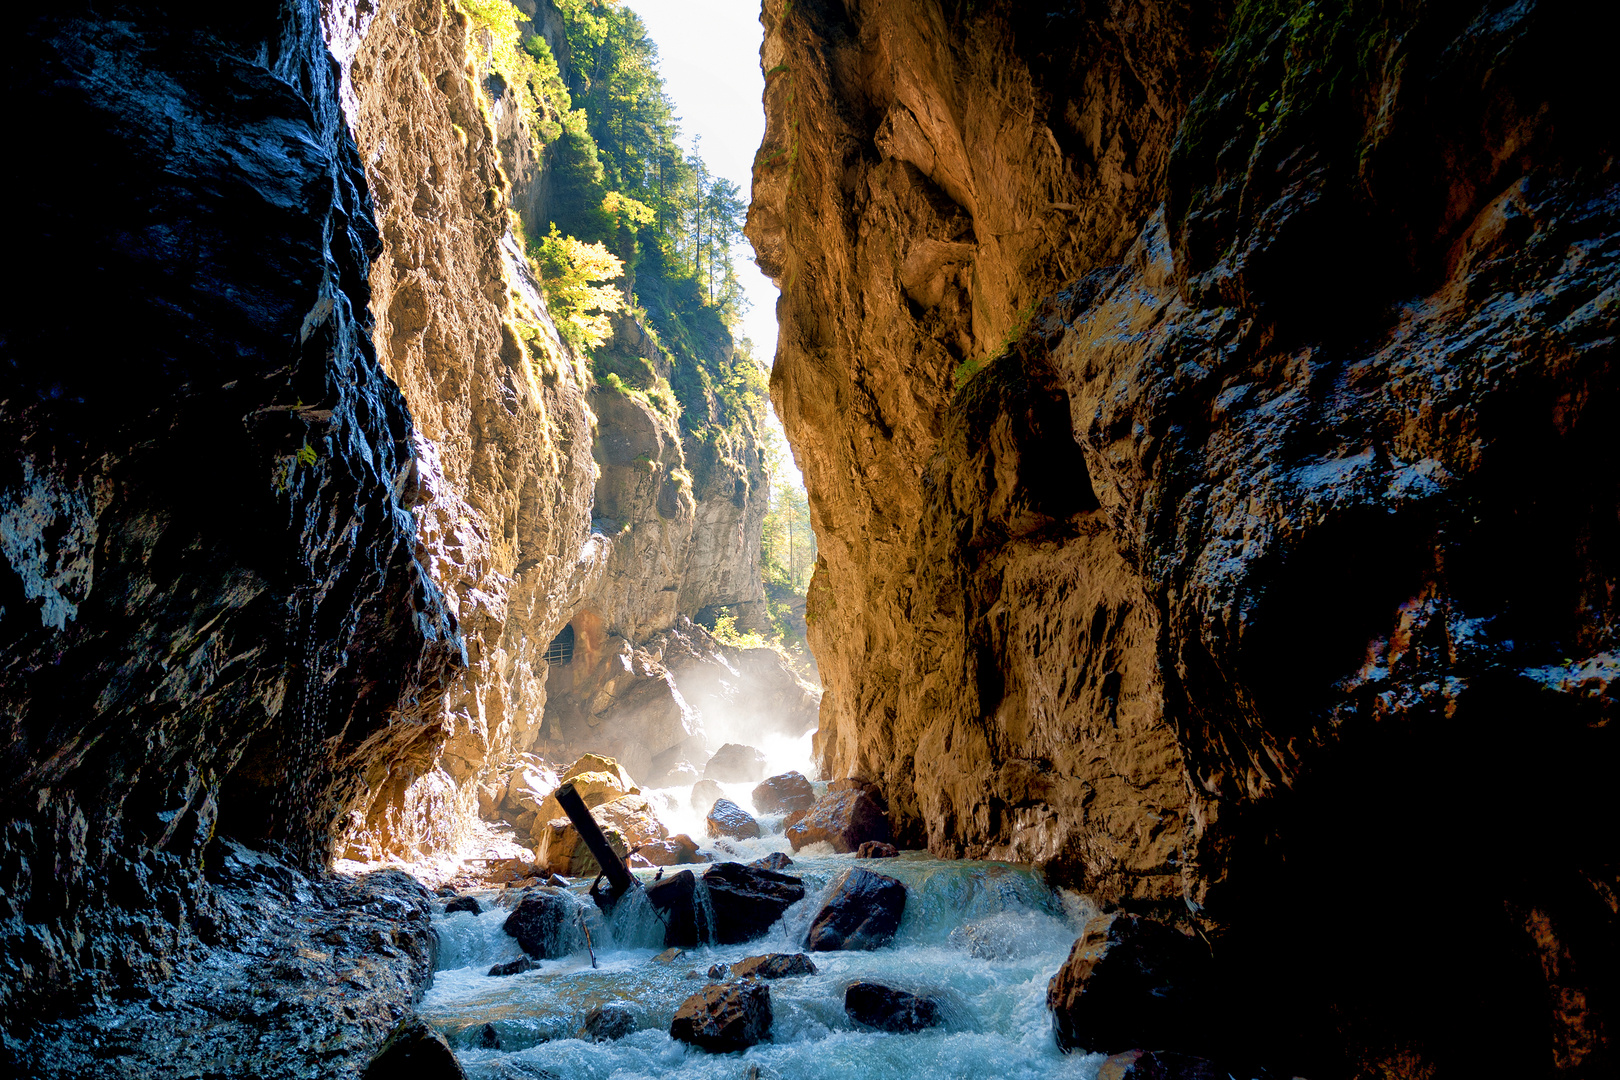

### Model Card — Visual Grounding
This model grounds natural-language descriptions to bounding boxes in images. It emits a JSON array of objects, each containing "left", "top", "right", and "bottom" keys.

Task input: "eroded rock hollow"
[{"left": 749, "top": 0, "right": 1615, "bottom": 1075}]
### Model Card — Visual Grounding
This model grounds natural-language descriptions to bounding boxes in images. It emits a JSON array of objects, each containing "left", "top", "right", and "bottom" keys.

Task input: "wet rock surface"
[
  {"left": 1047, "top": 913, "right": 1211, "bottom": 1056},
  {"left": 577, "top": 1002, "right": 637, "bottom": 1042},
  {"left": 444, "top": 895, "right": 482, "bottom": 915},
  {"left": 857, "top": 841, "right": 899, "bottom": 859},
  {"left": 703, "top": 862, "right": 808, "bottom": 945},
  {"left": 669, "top": 979, "right": 774, "bottom": 1053},
  {"left": 488, "top": 956, "right": 536, "bottom": 977},
  {"left": 706, "top": 798, "right": 763, "bottom": 840},
  {"left": 752, "top": 770, "right": 818, "bottom": 814},
  {"left": 645, "top": 869, "right": 701, "bottom": 948},
  {"left": 786, "top": 788, "right": 890, "bottom": 853},
  {"left": 362, "top": 1018, "right": 467, "bottom": 1080},
  {"left": 731, "top": 952, "right": 818, "bottom": 979},
  {"left": 806, "top": 868, "right": 908, "bottom": 952},
  {"left": 845, "top": 982, "right": 942, "bottom": 1033},
  {"left": 633, "top": 833, "right": 708, "bottom": 867},
  {"left": 3, "top": 846, "right": 437, "bottom": 1078},
  {"left": 502, "top": 889, "right": 584, "bottom": 960},
  {"left": 749, "top": 852, "right": 795, "bottom": 872}
]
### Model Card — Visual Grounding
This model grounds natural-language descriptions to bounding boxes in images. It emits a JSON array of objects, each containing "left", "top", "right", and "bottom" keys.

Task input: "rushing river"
[{"left": 423, "top": 779, "right": 1106, "bottom": 1080}]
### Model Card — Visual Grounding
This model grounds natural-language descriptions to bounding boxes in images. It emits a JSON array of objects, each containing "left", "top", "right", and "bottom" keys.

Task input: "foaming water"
[{"left": 422, "top": 852, "right": 1105, "bottom": 1080}]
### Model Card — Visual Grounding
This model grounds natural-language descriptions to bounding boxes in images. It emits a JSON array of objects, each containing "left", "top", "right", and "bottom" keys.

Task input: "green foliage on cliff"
[{"left": 467, "top": 0, "right": 762, "bottom": 443}]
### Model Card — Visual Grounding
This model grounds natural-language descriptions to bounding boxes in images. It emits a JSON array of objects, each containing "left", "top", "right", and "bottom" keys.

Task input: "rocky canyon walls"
[
  {"left": 753, "top": 0, "right": 1615, "bottom": 1075},
  {"left": 3, "top": 1, "right": 460, "bottom": 1019}
]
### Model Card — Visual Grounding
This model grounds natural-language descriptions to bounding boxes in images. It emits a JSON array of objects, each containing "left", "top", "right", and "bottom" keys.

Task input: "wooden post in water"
[{"left": 555, "top": 782, "right": 636, "bottom": 899}]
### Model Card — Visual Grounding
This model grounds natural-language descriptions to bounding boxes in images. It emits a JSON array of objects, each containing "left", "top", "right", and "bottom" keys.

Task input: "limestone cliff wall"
[
  {"left": 332, "top": 0, "right": 604, "bottom": 859},
  {"left": 2, "top": 1, "right": 459, "bottom": 1019},
  {"left": 753, "top": 0, "right": 1616, "bottom": 1074}
]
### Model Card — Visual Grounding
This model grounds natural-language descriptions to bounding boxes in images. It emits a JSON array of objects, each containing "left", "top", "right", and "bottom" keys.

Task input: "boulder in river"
[
  {"left": 533, "top": 814, "right": 631, "bottom": 877},
  {"left": 856, "top": 841, "right": 898, "bottom": 859},
  {"left": 577, "top": 1002, "right": 636, "bottom": 1042},
  {"left": 704, "top": 743, "right": 769, "bottom": 783},
  {"left": 749, "top": 852, "right": 794, "bottom": 871},
  {"left": 487, "top": 956, "right": 535, "bottom": 976},
  {"left": 443, "top": 894, "right": 482, "bottom": 914},
  {"left": 751, "top": 771, "right": 816, "bottom": 814},
  {"left": 732, "top": 953, "right": 818, "bottom": 979},
  {"left": 805, "top": 867, "right": 906, "bottom": 951},
  {"left": 690, "top": 778, "right": 725, "bottom": 815},
  {"left": 475, "top": 1022, "right": 501, "bottom": 1050},
  {"left": 1097, "top": 1050, "right": 1229, "bottom": 1080},
  {"left": 670, "top": 980, "right": 773, "bottom": 1052},
  {"left": 845, "top": 981, "right": 942, "bottom": 1032},
  {"left": 702, "top": 861, "right": 807, "bottom": 944},
  {"left": 502, "top": 888, "right": 584, "bottom": 959},
  {"left": 633, "top": 833, "right": 708, "bottom": 866},
  {"left": 706, "top": 798, "right": 762, "bottom": 840},
  {"left": 1047, "top": 913, "right": 1211, "bottom": 1055},
  {"left": 785, "top": 788, "right": 888, "bottom": 853},
  {"left": 560, "top": 753, "right": 639, "bottom": 792},
  {"left": 645, "top": 869, "right": 701, "bottom": 947},
  {"left": 361, "top": 1018, "right": 467, "bottom": 1079}
]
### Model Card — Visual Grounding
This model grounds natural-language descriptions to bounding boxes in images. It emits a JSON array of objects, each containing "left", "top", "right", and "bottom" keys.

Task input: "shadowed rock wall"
[
  {"left": 752, "top": 0, "right": 1616, "bottom": 1074},
  {"left": 2, "top": 0, "right": 460, "bottom": 1019}
]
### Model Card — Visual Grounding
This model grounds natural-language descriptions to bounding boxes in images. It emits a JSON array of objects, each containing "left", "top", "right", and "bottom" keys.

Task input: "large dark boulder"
[
  {"left": 670, "top": 980, "right": 773, "bottom": 1052},
  {"left": 704, "top": 743, "right": 768, "bottom": 783},
  {"left": 578, "top": 1002, "right": 636, "bottom": 1042},
  {"left": 706, "top": 798, "right": 762, "bottom": 840},
  {"left": 646, "top": 868, "right": 701, "bottom": 947},
  {"left": 362, "top": 1018, "right": 467, "bottom": 1079},
  {"left": 703, "top": 861, "right": 806, "bottom": 944},
  {"left": 785, "top": 789, "right": 889, "bottom": 853},
  {"left": 731, "top": 953, "right": 818, "bottom": 979},
  {"left": 1047, "top": 913, "right": 1210, "bottom": 1055},
  {"left": 444, "top": 895, "right": 481, "bottom": 915},
  {"left": 856, "top": 841, "right": 898, "bottom": 859},
  {"left": 845, "top": 982, "right": 941, "bottom": 1032},
  {"left": 752, "top": 771, "right": 816, "bottom": 814},
  {"left": 502, "top": 888, "right": 584, "bottom": 959},
  {"left": 805, "top": 867, "right": 907, "bottom": 951}
]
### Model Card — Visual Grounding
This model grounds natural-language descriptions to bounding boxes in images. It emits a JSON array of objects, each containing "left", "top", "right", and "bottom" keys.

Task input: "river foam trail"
[{"left": 423, "top": 848, "right": 1108, "bottom": 1080}]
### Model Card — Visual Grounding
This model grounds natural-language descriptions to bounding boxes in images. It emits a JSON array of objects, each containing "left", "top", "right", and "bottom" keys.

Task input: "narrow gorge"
[{"left": 2, "top": 2, "right": 1613, "bottom": 1079}]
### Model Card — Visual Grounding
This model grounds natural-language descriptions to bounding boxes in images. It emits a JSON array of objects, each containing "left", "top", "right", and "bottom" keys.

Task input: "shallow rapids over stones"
[{"left": 424, "top": 850, "right": 1096, "bottom": 1079}]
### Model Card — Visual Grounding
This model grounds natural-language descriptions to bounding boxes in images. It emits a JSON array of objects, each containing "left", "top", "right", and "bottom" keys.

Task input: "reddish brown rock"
[
  {"left": 669, "top": 980, "right": 773, "bottom": 1053},
  {"left": 731, "top": 953, "right": 818, "bottom": 979},
  {"left": 785, "top": 789, "right": 889, "bottom": 853},
  {"left": 752, "top": 771, "right": 817, "bottom": 814},
  {"left": 1047, "top": 914, "right": 1209, "bottom": 1056},
  {"left": 856, "top": 841, "right": 898, "bottom": 859},
  {"left": 633, "top": 833, "right": 708, "bottom": 866}
]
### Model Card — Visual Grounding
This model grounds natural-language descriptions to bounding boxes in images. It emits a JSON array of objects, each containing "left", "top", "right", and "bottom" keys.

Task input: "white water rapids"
[{"left": 423, "top": 776, "right": 1113, "bottom": 1080}]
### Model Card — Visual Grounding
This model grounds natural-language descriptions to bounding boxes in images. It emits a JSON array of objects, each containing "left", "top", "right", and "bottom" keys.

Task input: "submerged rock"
[
  {"left": 361, "top": 1018, "right": 466, "bottom": 1079},
  {"left": 443, "top": 895, "right": 482, "bottom": 915},
  {"left": 488, "top": 956, "right": 536, "bottom": 977},
  {"left": 703, "top": 861, "right": 807, "bottom": 944},
  {"left": 1047, "top": 913, "right": 1210, "bottom": 1055},
  {"left": 476, "top": 1023, "right": 502, "bottom": 1050},
  {"left": 704, "top": 743, "right": 768, "bottom": 783},
  {"left": 785, "top": 788, "right": 889, "bottom": 853},
  {"left": 670, "top": 980, "right": 773, "bottom": 1052},
  {"left": 732, "top": 953, "right": 817, "bottom": 979},
  {"left": 503, "top": 889, "right": 584, "bottom": 959},
  {"left": 805, "top": 867, "right": 906, "bottom": 951},
  {"left": 752, "top": 771, "right": 816, "bottom": 814},
  {"left": 707, "top": 798, "right": 762, "bottom": 840},
  {"left": 845, "top": 982, "right": 942, "bottom": 1032},
  {"left": 578, "top": 1002, "right": 637, "bottom": 1042},
  {"left": 856, "top": 841, "right": 898, "bottom": 859},
  {"left": 690, "top": 778, "right": 726, "bottom": 815}
]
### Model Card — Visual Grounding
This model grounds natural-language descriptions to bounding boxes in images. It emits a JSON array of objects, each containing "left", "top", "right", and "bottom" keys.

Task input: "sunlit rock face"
[
  {"left": 2, "top": 1, "right": 459, "bottom": 1018},
  {"left": 752, "top": 0, "right": 1615, "bottom": 1074},
  {"left": 334, "top": 0, "right": 602, "bottom": 860}
]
